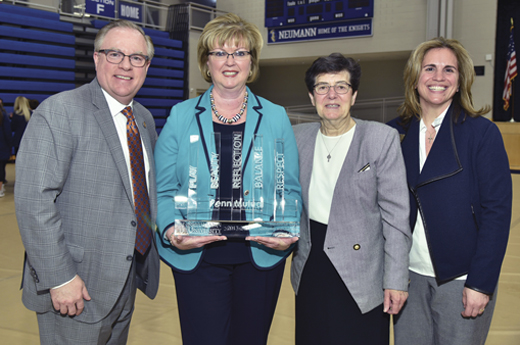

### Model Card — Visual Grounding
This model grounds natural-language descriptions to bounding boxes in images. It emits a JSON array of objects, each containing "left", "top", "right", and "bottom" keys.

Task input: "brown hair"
[{"left": 399, "top": 37, "right": 490, "bottom": 122}]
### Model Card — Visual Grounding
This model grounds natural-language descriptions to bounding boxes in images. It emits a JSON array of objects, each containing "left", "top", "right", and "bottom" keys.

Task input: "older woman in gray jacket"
[{"left": 291, "top": 53, "right": 412, "bottom": 345}]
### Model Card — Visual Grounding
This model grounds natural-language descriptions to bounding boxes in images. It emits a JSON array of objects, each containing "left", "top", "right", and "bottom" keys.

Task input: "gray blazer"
[
  {"left": 15, "top": 79, "right": 160, "bottom": 323},
  {"left": 290, "top": 119, "right": 411, "bottom": 313}
]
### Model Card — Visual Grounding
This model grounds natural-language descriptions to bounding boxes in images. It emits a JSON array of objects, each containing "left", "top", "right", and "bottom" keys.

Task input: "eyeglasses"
[
  {"left": 208, "top": 50, "right": 251, "bottom": 60},
  {"left": 97, "top": 49, "right": 149, "bottom": 67},
  {"left": 314, "top": 82, "right": 352, "bottom": 95}
]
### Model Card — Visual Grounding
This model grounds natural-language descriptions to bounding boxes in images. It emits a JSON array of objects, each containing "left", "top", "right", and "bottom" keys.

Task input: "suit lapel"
[
  {"left": 195, "top": 88, "right": 217, "bottom": 174},
  {"left": 330, "top": 119, "right": 364, "bottom": 204},
  {"left": 400, "top": 117, "right": 422, "bottom": 186},
  {"left": 402, "top": 107, "right": 463, "bottom": 189},
  {"left": 242, "top": 90, "right": 262, "bottom": 172},
  {"left": 299, "top": 124, "right": 319, "bottom": 215},
  {"left": 417, "top": 108, "right": 462, "bottom": 186},
  {"left": 89, "top": 79, "right": 134, "bottom": 206}
]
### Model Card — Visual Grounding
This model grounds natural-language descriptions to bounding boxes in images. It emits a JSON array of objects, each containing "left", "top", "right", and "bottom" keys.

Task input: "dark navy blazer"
[
  {"left": 10, "top": 112, "right": 27, "bottom": 150},
  {"left": 0, "top": 112, "right": 11, "bottom": 160},
  {"left": 388, "top": 105, "right": 512, "bottom": 295}
]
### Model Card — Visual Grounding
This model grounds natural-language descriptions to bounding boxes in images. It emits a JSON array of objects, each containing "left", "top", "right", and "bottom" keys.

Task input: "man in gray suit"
[{"left": 15, "top": 20, "right": 160, "bottom": 344}]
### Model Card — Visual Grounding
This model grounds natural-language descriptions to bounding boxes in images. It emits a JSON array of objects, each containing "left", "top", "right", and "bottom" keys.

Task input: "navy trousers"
[{"left": 172, "top": 259, "right": 285, "bottom": 345}]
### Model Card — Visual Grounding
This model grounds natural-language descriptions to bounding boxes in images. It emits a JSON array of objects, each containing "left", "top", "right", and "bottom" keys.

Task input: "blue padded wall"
[
  {"left": 1, "top": 7, "right": 186, "bottom": 132},
  {"left": 0, "top": 3, "right": 75, "bottom": 115}
]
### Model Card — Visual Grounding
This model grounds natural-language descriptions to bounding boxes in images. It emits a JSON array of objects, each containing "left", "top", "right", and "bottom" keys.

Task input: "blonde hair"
[
  {"left": 197, "top": 13, "right": 263, "bottom": 83},
  {"left": 399, "top": 37, "right": 490, "bottom": 122},
  {"left": 14, "top": 96, "right": 31, "bottom": 122}
]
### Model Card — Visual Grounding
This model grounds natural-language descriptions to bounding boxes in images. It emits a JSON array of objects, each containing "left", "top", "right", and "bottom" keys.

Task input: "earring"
[
  {"left": 248, "top": 70, "right": 253, "bottom": 77},
  {"left": 207, "top": 70, "right": 211, "bottom": 77}
]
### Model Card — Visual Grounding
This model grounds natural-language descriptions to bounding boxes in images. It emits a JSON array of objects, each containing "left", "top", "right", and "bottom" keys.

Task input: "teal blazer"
[{"left": 155, "top": 86, "right": 302, "bottom": 272}]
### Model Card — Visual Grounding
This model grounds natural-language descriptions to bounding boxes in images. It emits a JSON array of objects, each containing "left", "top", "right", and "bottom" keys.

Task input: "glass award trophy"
[{"left": 174, "top": 134, "right": 299, "bottom": 238}]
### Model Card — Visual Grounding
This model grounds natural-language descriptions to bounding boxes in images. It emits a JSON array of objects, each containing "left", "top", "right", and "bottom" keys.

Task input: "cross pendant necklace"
[{"left": 321, "top": 132, "right": 345, "bottom": 163}]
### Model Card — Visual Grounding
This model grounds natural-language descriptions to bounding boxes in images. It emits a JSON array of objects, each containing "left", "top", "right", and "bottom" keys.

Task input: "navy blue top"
[
  {"left": 11, "top": 113, "right": 28, "bottom": 150},
  {"left": 204, "top": 122, "right": 250, "bottom": 264},
  {"left": 0, "top": 111, "right": 12, "bottom": 160}
]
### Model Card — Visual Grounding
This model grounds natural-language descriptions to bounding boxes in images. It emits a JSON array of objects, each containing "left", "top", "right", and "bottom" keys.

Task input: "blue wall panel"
[
  {"left": 2, "top": 80, "right": 75, "bottom": 92},
  {"left": 0, "top": 39, "right": 75, "bottom": 57},
  {"left": 136, "top": 98, "right": 182, "bottom": 108},
  {"left": 136, "top": 88, "right": 183, "bottom": 98},
  {"left": 0, "top": 3, "right": 59, "bottom": 21},
  {"left": 144, "top": 77, "right": 183, "bottom": 88},
  {"left": 0, "top": 26, "right": 75, "bottom": 45},
  {"left": 0, "top": 53, "right": 75, "bottom": 69},
  {"left": 154, "top": 47, "right": 184, "bottom": 59},
  {"left": 151, "top": 36, "right": 183, "bottom": 49},
  {"left": 147, "top": 67, "right": 184, "bottom": 79},
  {"left": 0, "top": 67, "right": 75, "bottom": 81},
  {"left": 150, "top": 57, "right": 184, "bottom": 68},
  {"left": 0, "top": 11, "right": 72, "bottom": 32},
  {"left": 1, "top": 5, "right": 186, "bottom": 133}
]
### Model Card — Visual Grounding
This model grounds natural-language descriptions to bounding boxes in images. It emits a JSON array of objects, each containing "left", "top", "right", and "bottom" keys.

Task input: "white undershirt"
[
  {"left": 410, "top": 107, "right": 465, "bottom": 280},
  {"left": 309, "top": 125, "right": 356, "bottom": 224}
]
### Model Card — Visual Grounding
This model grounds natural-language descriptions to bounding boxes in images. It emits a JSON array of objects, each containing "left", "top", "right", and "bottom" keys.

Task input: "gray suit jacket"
[
  {"left": 15, "top": 78, "right": 160, "bottom": 323},
  {"left": 290, "top": 119, "right": 411, "bottom": 313}
]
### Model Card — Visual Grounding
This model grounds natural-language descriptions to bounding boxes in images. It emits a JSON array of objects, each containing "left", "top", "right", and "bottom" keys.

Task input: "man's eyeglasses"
[
  {"left": 314, "top": 82, "right": 352, "bottom": 95},
  {"left": 97, "top": 49, "right": 149, "bottom": 67},
  {"left": 208, "top": 50, "right": 251, "bottom": 60}
]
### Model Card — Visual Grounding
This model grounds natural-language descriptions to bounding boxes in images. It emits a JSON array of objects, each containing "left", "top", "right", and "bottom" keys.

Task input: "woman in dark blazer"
[
  {"left": 387, "top": 37, "right": 512, "bottom": 345},
  {"left": 10, "top": 96, "right": 31, "bottom": 155},
  {"left": 0, "top": 98, "right": 11, "bottom": 197}
]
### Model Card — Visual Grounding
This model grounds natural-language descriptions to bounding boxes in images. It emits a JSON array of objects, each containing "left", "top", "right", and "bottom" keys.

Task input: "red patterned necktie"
[{"left": 122, "top": 106, "right": 151, "bottom": 255}]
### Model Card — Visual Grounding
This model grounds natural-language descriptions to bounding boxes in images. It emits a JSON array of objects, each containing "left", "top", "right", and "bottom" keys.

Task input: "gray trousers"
[
  {"left": 394, "top": 270, "right": 496, "bottom": 345},
  {"left": 36, "top": 261, "right": 137, "bottom": 345}
]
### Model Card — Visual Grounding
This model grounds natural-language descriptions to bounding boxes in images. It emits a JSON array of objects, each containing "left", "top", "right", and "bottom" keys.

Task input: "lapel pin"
[{"left": 143, "top": 121, "right": 147, "bottom": 128}]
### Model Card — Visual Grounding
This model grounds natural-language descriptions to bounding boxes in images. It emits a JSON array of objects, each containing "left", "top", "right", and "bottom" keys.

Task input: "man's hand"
[
  {"left": 462, "top": 287, "right": 489, "bottom": 318},
  {"left": 383, "top": 289, "right": 408, "bottom": 314},
  {"left": 50, "top": 275, "right": 91, "bottom": 316}
]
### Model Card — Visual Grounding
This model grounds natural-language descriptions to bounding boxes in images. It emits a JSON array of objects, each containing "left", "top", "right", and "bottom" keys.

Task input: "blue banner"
[
  {"left": 119, "top": 1, "right": 143, "bottom": 22},
  {"left": 267, "top": 18, "right": 372, "bottom": 44},
  {"left": 85, "top": 0, "right": 115, "bottom": 18}
]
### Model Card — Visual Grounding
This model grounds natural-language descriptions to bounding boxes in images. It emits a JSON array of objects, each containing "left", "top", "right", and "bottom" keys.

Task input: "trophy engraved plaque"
[{"left": 174, "top": 134, "right": 299, "bottom": 238}]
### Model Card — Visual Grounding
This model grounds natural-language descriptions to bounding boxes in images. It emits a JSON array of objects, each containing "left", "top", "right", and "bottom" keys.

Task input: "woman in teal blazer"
[
  {"left": 155, "top": 84, "right": 302, "bottom": 271},
  {"left": 154, "top": 14, "right": 301, "bottom": 345}
]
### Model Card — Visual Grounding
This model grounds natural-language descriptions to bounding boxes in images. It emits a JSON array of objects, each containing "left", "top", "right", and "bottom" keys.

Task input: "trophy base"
[{"left": 174, "top": 219, "right": 299, "bottom": 238}]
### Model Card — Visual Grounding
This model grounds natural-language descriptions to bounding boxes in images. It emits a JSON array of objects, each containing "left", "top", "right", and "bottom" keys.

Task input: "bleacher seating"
[{"left": 0, "top": 4, "right": 185, "bottom": 132}]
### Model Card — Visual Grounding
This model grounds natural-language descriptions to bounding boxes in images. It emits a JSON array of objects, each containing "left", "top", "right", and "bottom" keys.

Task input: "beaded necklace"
[{"left": 210, "top": 91, "right": 248, "bottom": 124}]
